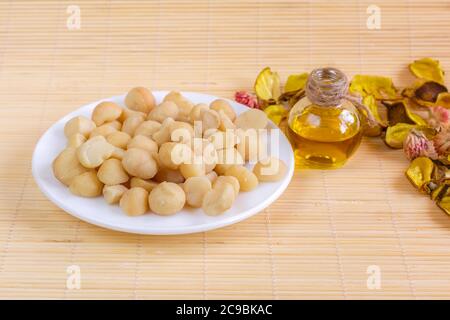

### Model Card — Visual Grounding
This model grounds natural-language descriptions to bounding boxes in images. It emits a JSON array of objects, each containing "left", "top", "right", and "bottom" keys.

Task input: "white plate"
[{"left": 32, "top": 91, "right": 294, "bottom": 235}]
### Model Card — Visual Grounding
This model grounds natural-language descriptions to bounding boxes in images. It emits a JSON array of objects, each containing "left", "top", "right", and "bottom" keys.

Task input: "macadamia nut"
[
  {"left": 179, "top": 163, "right": 206, "bottom": 179},
  {"left": 120, "top": 187, "right": 149, "bottom": 216},
  {"left": 253, "top": 157, "right": 287, "bottom": 182},
  {"left": 119, "top": 108, "right": 146, "bottom": 123},
  {"left": 103, "top": 185, "right": 128, "bottom": 204},
  {"left": 152, "top": 117, "right": 175, "bottom": 146},
  {"left": 77, "top": 136, "right": 115, "bottom": 168},
  {"left": 213, "top": 175, "right": 240, "bottom": 197},
  {"left": 92, "top": 101, "right": 122, "bottom": 126},
  {"left": 202, "top": 182, "right": 235, "bottom": 216},
  {"left": 89, "top": 123, "right": 118, "bottom": 138},
  {"left": 106, "top": 131, "right": 131, "bottom": 149},
  {"left": 236, "top": 129, "right": 268, "bottom": 162},
  {"left": 125, "top": 87, "right": 156, "bottom": 114},
  {"left": 206, "top": 130, "right": 239, "bottom": 150},
  {"left": 183, "top": 176, "right": 211, "bottom": 208},
  {"left": 97, "top": 158, "right": 129, "bottom": 185},
  {"left": 64, "top": 116, "right": 96, "bottom": 138},
  {"left": 201, "top": 109, "right": 220, "bottom": 133},
  {"left": 134, "top": 120, "right": 161, "bottom": 137},
  {"left": 69, "top": 171, "right": 103, "bottom": 197},
  {"left": 104, "top": 120, "right": 122, "bottom": 131},
  {"left": 189, "top": 103, "right": 209, "bottom": 123},
  {"left": 234, "top": 109, "right": 268, "bottom": 130},
  {"left": 121, "top": 115, "right": 144, "bottom": 137},
  {"left": 210, "top": 99, "right": 236, "bottom": 121},
  {"left": 122, "top": 148, "right": 158, "bottom": 179},
  {"left": 111, "top": 147, "right": 125, "bottom": 160},
  {"left": 148, "top": 101, "right": 179, "bottom": 123},
  {"left": 148, "top": 182, "right": 186, "bottom": 215},
  {"left": 218, "top": 110, "right": 236, "bottom": 131},
  {"left": 225, "top": 165, "right": 259, "bottom": 192},
  {"left": 214, "top": 148, "right": 244, "bottom": 175},
  {"left": 130, "top": 177, "right": 158, "bottom": 192},
  {"left": 153, "top": 168, "right": 185, "bottom": 184},
  {"left": 158, "top": 142, "right": 190, "bottom": 170},
  {"left": 170, "top": 121, "right": 194, "bottom": 146},
  {"left": 52, "top": 148, "right": 89, "bottom": 186},
  {"left": 67, "top": 133, "right": 86, "bottom": 148},
  {"left": 205, "top": 171, "right": 218, "bottom": 183},
  {"left": 163, "top": 91, "right": 194, "bottom": 122},
  {"left": 127, "top": 135, "right": 158, "bottom": 155}
]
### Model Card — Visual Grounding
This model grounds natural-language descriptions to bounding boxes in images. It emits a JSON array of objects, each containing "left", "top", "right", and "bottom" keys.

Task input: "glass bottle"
[{"left": 287, "top": 68, "right": 363, "bottom": 169}]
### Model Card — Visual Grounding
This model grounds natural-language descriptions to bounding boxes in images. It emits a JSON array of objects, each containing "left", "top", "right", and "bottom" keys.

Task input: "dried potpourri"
[
  {"left": 409, "top": 57, "right": 445, "bottom": 84},
  {"left": 234, "top": 57, "right": 450, "bottom": 216},
  {"left": 345, "top": 58, "right": 450, "bottom": 215}
]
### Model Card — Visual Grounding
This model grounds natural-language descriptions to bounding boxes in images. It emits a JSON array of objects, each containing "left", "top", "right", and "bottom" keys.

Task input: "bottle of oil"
[{"left": 287, "top": 68, "right": 363, "bottom": 169}]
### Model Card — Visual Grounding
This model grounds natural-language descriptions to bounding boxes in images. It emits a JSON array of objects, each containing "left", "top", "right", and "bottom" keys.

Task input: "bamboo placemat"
[{"left": 1, "top": 0, "right": 450, "bottom": 299}]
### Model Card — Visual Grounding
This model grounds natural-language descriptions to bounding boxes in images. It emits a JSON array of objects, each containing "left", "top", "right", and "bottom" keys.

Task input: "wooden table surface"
[{"left": 1, "top": 0, "right": 450, "bottom": 299}]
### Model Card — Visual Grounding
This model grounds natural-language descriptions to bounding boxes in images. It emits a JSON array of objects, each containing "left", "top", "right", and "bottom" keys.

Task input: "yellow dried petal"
[
  {"left": 363, "top": 95, "right": 388, "bottom": 127},
  {"left": 284, "top": 73, "right": 308, "bottom": 93},
  {"left": 349, "top": 75, "right": 399, "bottom": 100},
  {"left": 263, "top": 104, "right": 287, "bottom": 126},
  {"left": 435, "top": 92, "right": 450, "bottom": 109},
  {"left": 437, "top": 196, "right": 450, "bottom": 215},
  {"left": 409, "top": 57, "right": 445, "bottom": 85},
  {"left": 431, "top": 182, "right": 450, "bottom": 201},
  {"left": 385, "top": 123, "right": 417, "bottom": 149},
  {"left": 431, "top": 184, "right": 445, "bottom": 201},
  {"left": 362, "top": 124, "right": 382, "bottom": 137},
  {"left": 254, "top": 67, "right": 281, "bottom": 102},
  {"left": 405, "top": 157, "right": 435, "bottom": 190},
  {"left": 403, "top": 98, "right": 429, "bottom": 126}
]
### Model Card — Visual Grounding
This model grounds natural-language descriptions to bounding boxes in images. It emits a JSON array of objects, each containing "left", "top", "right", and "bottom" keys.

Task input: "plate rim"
[{"left": 32, "top": 91, "right": 295, "bottom": 235}]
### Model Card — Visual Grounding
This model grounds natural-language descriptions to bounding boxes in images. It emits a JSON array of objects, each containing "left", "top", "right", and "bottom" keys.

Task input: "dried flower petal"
[
  {"left": 349, "top": 75, "right": 399, "bottom": 100},
  {"left": 385, "top": 123, "right": 418, "bottom": 149},
  {"left": 403, "top": 129, "right": 438, "bottom": 160},
  {"left": 263, "top": 104, "right": 287, "bottom": 125},
  {"left": 405, "top": 156, "right": 435, "bottom": 191},
  {"left": 409, "top": 57, "right": 445, "bottom": 85},
  {"left": 436, "top": 185, "right": 450, "bottom": 215},
  {"left": 431, "top": 184, "right": 447, "bottom": 201},
  {"left": 431, "top": 106, "right": 450, "bottom": 127},
  {"left": 438, "top": 196, "right": 450, "bottom": 215},
  {"left": 385, "top": 101, "right": 415, "bottom": 126},
  {"left": 403, "top": 98, "right": 430, "bottom": 126},
  {"left": 433, "top": 128, "right": 450, "bottom": 155},
  {"left": 414, "top": 81, "right": 448, "bottom": 103},
  {"left": 254, "top": 67, "right": 281, "bottom": 103},
  {"left": 235, "top": 91, "right": 259, "bottom": 109},
  {"left": 284, "top": 73, "right": 308, "bottom": 93},
  {"left": 436, "top": 92, "right": 450, "bottom": 109},
  {"left": 363, "top": 95, "right": 388, "bottom": 127}
]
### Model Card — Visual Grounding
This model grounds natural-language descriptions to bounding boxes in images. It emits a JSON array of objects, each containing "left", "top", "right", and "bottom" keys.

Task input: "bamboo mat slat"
[{"left": 1, "top": 0, "right": 450, "bottom": 299}]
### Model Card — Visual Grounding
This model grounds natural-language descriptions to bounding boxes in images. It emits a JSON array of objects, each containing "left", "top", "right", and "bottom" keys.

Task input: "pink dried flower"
[
  {"left": 404, "top": 129, "right": 439, "bottom": 160},
  {"left": 235, "top": 91, "right": 259, "bottom": 109},
  {"left": 433, "top": 128, "right": 450, "bottom": 156},
  {"left": 428, "top": 106, "right": 450, "bottom": 129}
]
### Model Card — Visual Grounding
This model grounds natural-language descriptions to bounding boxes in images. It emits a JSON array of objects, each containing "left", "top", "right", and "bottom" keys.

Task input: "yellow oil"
[{"left": 287, "top": 100, "right": 362, "bottom": 169}]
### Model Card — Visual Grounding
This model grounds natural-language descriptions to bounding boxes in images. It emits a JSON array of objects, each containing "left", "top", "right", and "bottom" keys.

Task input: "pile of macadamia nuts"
[{"left": 52, "top": 87, "right": 287, "bottom": 216}]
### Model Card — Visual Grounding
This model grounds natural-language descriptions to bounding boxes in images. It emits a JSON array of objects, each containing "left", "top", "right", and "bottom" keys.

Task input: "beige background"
[{"left": 1, "top": 0, "right": 450, "bottom": 299}]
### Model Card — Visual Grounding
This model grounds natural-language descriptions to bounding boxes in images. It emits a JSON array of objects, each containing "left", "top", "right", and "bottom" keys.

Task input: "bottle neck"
[{"left": 305, "top": 68, "right": 348, "bottom": 107}]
